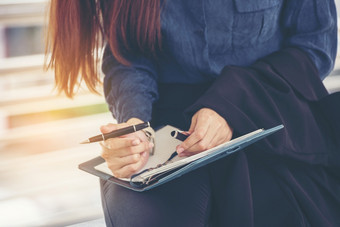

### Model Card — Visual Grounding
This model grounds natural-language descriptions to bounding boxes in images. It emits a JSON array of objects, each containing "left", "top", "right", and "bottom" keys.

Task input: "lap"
[
  {"left": 100, "top": 149, "right": 340, "bottom": 227},
  {"left": 100, "top": 166, "right": 212, "bottom": 227}
]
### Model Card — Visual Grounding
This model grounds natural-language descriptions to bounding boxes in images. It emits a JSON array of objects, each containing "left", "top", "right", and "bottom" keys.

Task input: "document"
[{"left": 79, "top": 124, "right": 283, "bottom": 191}]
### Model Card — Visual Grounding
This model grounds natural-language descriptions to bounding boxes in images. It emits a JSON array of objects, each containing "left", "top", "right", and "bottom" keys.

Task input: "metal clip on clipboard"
[{"left": 130, "top": 151, "right": 183, "bottom": 187}]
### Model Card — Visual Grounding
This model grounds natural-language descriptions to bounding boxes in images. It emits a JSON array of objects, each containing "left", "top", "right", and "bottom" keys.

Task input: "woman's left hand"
[{"left": 177, "top": 108, "right": 233, "bottom": 156}]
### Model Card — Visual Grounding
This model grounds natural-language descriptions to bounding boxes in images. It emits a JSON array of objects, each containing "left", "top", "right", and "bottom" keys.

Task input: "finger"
[
  {"left": 113, "top": 155, "right": 147, "bottom": 178},
  {"left": 100, "top": 137, "right": 140, "bottom": 153},
  {"left": 106, "top": 153, "right": 141, "bottom": 172},
  {"left": 120, "top": 140, "right": 152, "bottom": 156},
  {"left": 121, "top": 130, "right": 147, "bottom": 142},
  {"left": 223, "top": 127, "right": 233, "bottom": 143},
  {"left": 206, "top": 128, "right": 228, "bottom": 151},
  {"left": 209, "top": 131, "right": 225, "bottom": 149},
  {"left": 185, "top": 124, "right": 218, "bottom": 153},
  {"left": 179, "top": 124, "right": 233, "bottom": 157},
  {"left": 108, "top": 140, "right": 152, "bottom": 157},
  {"left": 212, "top": 124, "right": 233, "bottom": 145},
  {"left": 177, "top": 116, "right": 209, "bottom": 153}
]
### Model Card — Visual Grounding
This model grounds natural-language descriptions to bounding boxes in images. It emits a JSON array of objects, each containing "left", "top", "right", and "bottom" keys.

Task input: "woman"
[{"left": 47, "top": 0, "right": 340, "bottom": 226}]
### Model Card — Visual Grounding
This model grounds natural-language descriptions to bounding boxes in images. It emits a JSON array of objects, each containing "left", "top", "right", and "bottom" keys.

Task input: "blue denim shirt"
[{"left": 102, "top": 0, "right": 337, "bottom": 123}]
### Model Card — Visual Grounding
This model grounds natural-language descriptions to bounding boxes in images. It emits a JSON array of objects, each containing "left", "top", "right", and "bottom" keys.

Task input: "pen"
[
  {"left": 171, "top": 130, "right": 189, "bottom": 141},
  {"left": 80, "top": 122, "right": 150, "bottom": 144},
  {"left": 167, "top": 130, "right": 190, "bottom": 161}
]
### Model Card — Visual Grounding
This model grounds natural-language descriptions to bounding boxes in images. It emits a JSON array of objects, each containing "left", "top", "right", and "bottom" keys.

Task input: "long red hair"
[{"left": 46, "top": 0, "right": 161, "bottom": 98}]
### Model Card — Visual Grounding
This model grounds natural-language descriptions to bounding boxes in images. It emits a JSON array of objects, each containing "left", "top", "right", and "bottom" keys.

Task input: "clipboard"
[{"left": 79, "top": 125, "right": 283, "bottom": 192}]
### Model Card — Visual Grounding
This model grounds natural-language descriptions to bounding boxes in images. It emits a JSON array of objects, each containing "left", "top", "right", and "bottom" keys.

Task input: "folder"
[{"left": 79, "top": 124, "right": 283, "bottom": 192}]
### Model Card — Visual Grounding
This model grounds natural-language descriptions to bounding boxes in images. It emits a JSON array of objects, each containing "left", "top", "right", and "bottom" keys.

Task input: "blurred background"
[
  {"left": 0, "top": 0, "right": 340, "bottom": 226},
  {"left": 0, "top": 0, "right": 110, "bottom": 226}
]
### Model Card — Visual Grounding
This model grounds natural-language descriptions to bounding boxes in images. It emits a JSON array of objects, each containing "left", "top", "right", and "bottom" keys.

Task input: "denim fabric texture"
[{"left": 102, "top": 0, "right": 337, "bottom": 123}]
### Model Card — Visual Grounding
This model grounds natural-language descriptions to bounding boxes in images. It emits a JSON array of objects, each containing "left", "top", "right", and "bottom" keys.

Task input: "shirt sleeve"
[
  {"left": 102, "top": 45, "right": 159, "bottom": 123},
  {"left": 282, "top": 0, "right": 337, "bottom": 79}
]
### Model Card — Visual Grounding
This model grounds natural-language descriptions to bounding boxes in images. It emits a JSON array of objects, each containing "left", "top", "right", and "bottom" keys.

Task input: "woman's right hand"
[{"left": 99, "top": 119, "right": 153, "bottom": 178}]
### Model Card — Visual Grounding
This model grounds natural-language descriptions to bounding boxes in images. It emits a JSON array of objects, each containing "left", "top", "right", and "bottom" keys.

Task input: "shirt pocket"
[{"left": 232, "top": 0, "right": 281, "bottom": 48}]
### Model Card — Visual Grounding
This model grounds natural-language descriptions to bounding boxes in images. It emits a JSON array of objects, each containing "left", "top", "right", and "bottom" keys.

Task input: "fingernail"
[
  {"left": 178, "top": 152, "right": 186, "bottom": 157},
  {"left": 132, "top": 139, "right": 140, "bottom": 146},
  {"left": 149, "top": 142, "right": 154, "bottom": 148},
  {"left": 177, "top": 147, "right": 184, "bottom": 154}
]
